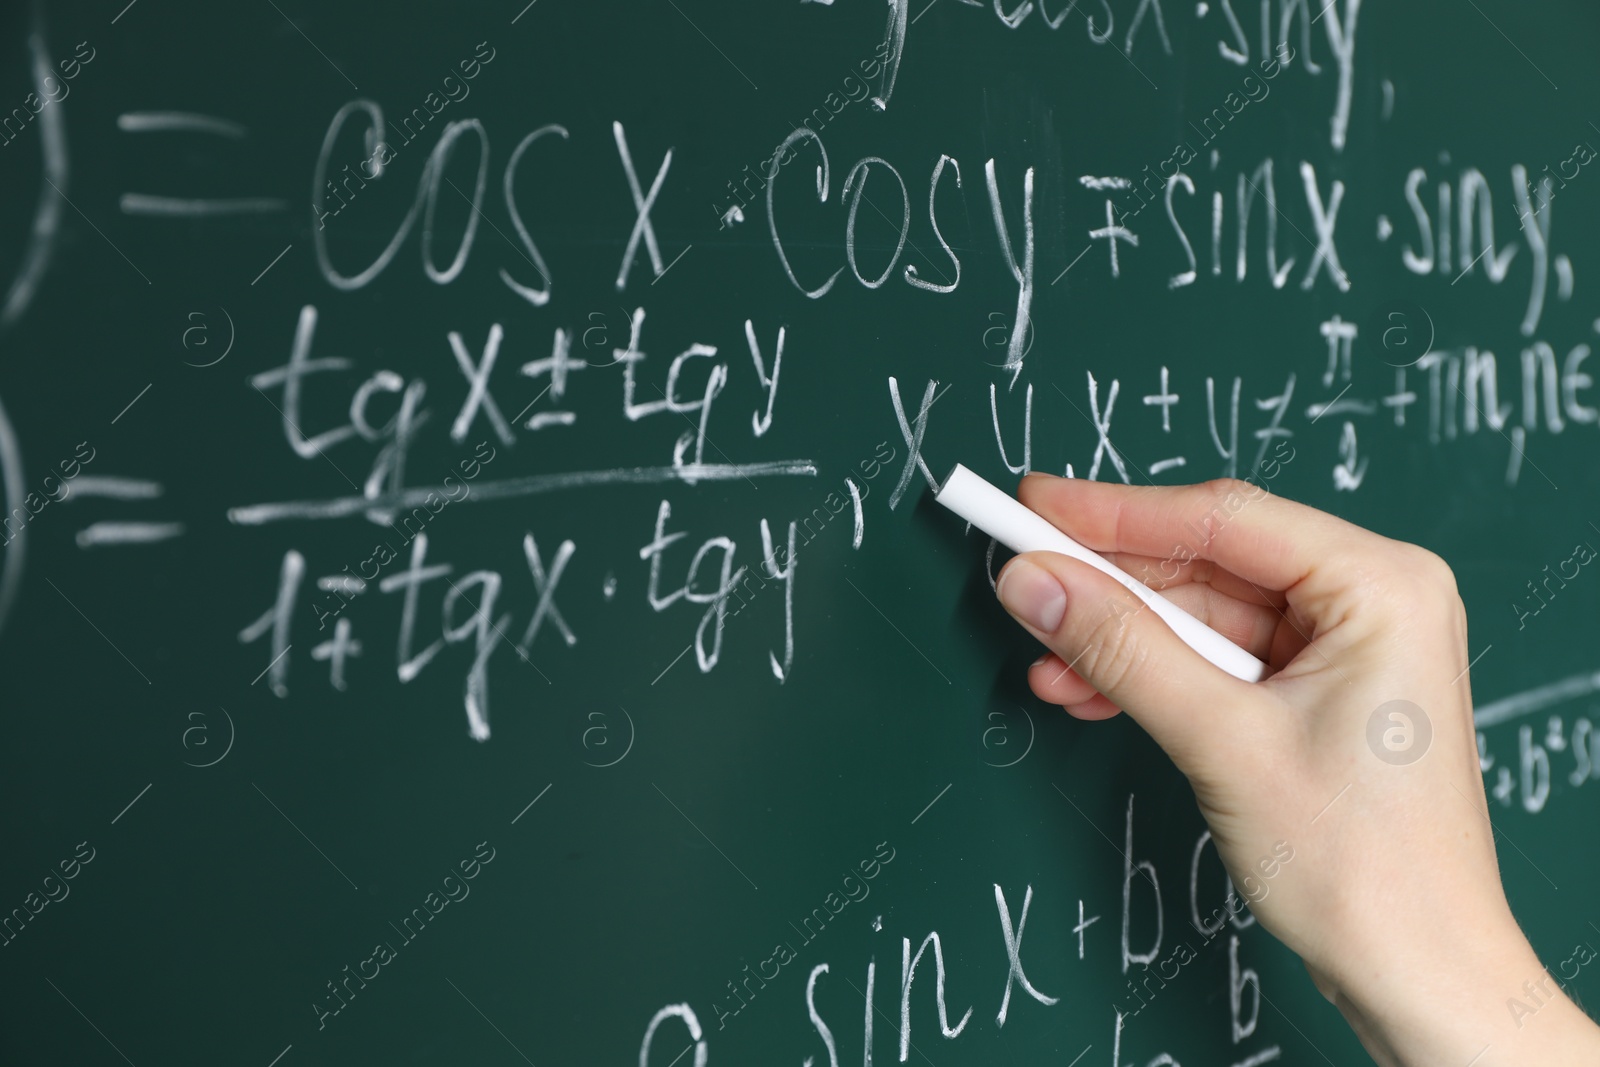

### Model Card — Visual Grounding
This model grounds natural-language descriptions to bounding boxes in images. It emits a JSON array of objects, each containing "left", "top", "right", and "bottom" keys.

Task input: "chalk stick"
[{"left": 935, "top": 464, "right": 1267, "bottom": 683}]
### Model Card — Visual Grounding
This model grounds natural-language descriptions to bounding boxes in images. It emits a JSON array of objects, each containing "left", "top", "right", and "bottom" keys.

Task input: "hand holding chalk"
[
  {"left": 937, "top": 470, "right": 1600, "bottom": 1064},
  {"left": 936, "top": 464, "right": 1268, "bottom": 682}
]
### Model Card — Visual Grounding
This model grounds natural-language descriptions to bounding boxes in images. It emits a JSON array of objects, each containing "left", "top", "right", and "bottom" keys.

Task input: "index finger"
[
  {"left": 1097, "top": 548, "right": 1288, "bottom": 610},
  {"left": 1016, "top": 474, "right": 1386, "bottom": 595}
]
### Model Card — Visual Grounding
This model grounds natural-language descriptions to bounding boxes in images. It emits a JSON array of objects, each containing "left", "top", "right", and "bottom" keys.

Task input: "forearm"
[
  {"left": 993, "top": 476, "right": 1600, "bottom": 1066},
  {"left": 1331, "top": 933, "right": 1600, "bottom": 1067}
]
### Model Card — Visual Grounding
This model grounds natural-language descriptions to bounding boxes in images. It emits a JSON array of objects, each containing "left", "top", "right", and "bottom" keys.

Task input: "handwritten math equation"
[{"left": 210, "top": 77, "right": 1595, "bottom": 742}]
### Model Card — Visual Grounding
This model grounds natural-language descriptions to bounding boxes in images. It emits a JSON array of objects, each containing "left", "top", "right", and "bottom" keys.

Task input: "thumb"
[{"left": 995, "top": 551, "right": 1267, "bottom": 765}]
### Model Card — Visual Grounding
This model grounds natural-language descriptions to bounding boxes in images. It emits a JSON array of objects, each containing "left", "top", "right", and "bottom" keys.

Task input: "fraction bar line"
[
  {"left": 228, "top": 460, "right": 817, "bottom": 526},
  {"left": 1473, "top": 669, "right": 1600, "bottom": 728}
]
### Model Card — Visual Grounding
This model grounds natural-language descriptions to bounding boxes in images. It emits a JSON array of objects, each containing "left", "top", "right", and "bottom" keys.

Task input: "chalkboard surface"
[{"left": 2, "top": 1, "right": 1598, "bottom": 1063}]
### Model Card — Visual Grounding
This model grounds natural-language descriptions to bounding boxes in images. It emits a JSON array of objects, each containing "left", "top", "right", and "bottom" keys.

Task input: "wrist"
[{"left": 1330, "top": 929, "right": 1600, "bottom": 1066}]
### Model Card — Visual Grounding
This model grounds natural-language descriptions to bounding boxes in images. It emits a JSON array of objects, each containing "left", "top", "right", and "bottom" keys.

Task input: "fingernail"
[
  {"left": 1031, "top": 652, "right": 1052, "bottom": 667},
  {"left": 996, "top": 559, "right": 1066, "bottom": 633}
]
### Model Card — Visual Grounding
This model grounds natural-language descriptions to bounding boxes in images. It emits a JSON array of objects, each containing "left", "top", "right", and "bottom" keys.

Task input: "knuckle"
[
  {"left": 1181, "top": 478, "right": 1257, "bottom": 547},
  {"left": 1079, "top": 595, "right": 1150, "bottom": 694},
  {"left": 1391, "top": 545, "right": 1462, "bottom": 602},
  {"left": 1363, "top": 544, "right": 1466, "bottom": 633},
  {"left": 1409, "top": 546, "right": 1460, "bottom": 595},
  {"left": 1204, "top": 476, "right": 1254, "bottom": 502}
]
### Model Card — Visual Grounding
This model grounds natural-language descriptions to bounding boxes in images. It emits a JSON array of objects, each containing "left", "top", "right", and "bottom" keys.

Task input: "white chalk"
[{"left": 934, "top": 464, "right": 1267, "bottom": 684}]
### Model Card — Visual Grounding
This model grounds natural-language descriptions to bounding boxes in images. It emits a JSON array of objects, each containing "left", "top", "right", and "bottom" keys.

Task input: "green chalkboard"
[{"left": 2, "top": 0, "right": 1598, "bottom": 1063}]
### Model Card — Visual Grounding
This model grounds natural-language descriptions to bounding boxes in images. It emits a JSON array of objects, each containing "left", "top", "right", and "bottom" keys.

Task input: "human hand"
[{"left": 992, "top": 474, "right": 1600, "bottom": 1066}]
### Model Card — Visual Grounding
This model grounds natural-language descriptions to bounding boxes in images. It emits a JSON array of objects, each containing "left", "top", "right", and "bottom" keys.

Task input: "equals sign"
[
  {"left": 69, "top": 476, "right": 184, "bottom": 549},
  {"left": 116, "top": 111, "right": 286, "bottom": 217}
]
